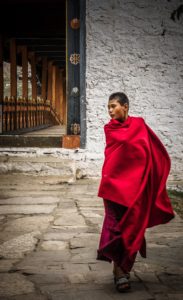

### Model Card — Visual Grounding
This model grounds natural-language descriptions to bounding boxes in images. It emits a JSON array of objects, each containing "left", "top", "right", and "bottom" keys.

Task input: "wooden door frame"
[
  {"left": 66, "top": 0, "right": 86, "bottom": 149},
  {"left": 79, "top": 0, "right": 86, "bottom": 149}
]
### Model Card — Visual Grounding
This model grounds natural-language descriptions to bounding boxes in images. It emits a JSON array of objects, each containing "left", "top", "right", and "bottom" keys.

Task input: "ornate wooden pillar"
[
  {"left": 41, "top": 57, "right": 47, "bottom": 101},
  {"left": 79, "top": 0, "right": 86, "bottom": 148},
  {"left": 66, "top": 0, "right": 80, "bottom": 135},
  {"left": 30, "top": 52, "right": 37, "bottom": 100},
  {"left": 29, "top": 52, "right": 37, "bottom": 127},
  {"left": 55, "top": 66, "right": 61, "bottom": 120},
  {"left": 47, "top": 61, "right": 53, "bottom": 102},
  {"left": 59, "top": 69, "right": 64, "bottom": 123},
  {"left": 21, "top": 46, "right": 28, "bottom": 128},
  {"left": 0, "top": 36, "right": 3, "bottom": 134},
  {"left": 41, "top": 57, "right": 48, "bottom": 125},
  {"left": 10, "top": 39, "right": 17, "bottom": 99},
  {"left": 52, "top": 65, "right": 56, "bottom": 109},
  {"left": 21, "top": 46, "right": 28, "bottom": 99},
  {"left": 10, "top": 38, "right": 17, "bottom": 130}
]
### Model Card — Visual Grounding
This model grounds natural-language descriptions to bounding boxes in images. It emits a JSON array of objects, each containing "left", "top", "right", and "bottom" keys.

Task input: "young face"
[{"left": 108, "top": 99, "right": 128, "bottom": 122}]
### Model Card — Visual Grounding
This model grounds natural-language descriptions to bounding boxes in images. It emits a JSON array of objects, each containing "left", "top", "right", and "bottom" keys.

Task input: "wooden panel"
[
  {"left": 66, "top": 0, "right": 80, "bottom": 134},
  {"left": 47, "top": 61, "right": 53, "bottom": 101},
  {"left": 41, "top": 57, "right": 47, "bottom": 100},
  {"left": 55, "top": 66, "right": 61, "bottom": 119},
  {"left": 21, "top": 46, "right": 28, "bottom": 99},
  {"left": 62, "top": 135, "right": 80, "bottom": 149},
  {"left": 63, "top": 75, "right": 66, "bottom": 125},
  {"left": 59, "top": 69, "right": 64, "bottom": 123},
  {"left": 30, "top": 52, "right": 37, "bottom": 100},
  {"left": 80, "top": 0, "right": 86, "bottom": 148},
  {"left": 10, "top": 39, "right": 17, "bottom": 98},
  {"left": 0, "top": 36, "right": 2, "bottom": 133},
  {"left": 0, "top": 36, "right": 3, "bottom": 101},
  {"left": 52, "top": 65, "right": 56, "bottom": 109},
  {"left": 10, "top": 39, "right": 17, "bottom": 130}
]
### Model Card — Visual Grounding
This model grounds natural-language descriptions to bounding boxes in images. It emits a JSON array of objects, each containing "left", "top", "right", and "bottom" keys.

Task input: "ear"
[{"left": 124, "top": 103, "right": 129, "bottom": 111}]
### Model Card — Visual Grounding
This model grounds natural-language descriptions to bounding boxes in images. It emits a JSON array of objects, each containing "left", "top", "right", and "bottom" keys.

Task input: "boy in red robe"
[{"left": 97, "top": 92, "right": 174, "bottom": 292}]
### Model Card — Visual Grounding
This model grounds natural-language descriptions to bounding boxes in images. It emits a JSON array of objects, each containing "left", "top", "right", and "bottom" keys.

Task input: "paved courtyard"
[{"left": 0, "top": 174, "right": 182, "bottom": 300}]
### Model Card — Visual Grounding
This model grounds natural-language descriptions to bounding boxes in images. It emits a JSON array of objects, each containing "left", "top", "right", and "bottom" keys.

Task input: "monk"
[{"left": 97, "top": 92, "right": 174, "bottom": 292}]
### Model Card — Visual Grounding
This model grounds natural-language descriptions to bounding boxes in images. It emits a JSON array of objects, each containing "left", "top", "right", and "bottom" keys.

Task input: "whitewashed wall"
[{"left": 85, "top": 0, "right": 183, "bottom": 182}]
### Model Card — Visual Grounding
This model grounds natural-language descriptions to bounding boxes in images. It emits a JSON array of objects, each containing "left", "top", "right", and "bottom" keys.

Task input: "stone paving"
[{"left": 0, "top": 174, "right": 183, "bottom": 300}]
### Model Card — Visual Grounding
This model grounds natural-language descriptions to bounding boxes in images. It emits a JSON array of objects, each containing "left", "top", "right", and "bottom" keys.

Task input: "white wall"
[{"left": 85, "top": 0, "right": 183, "bottom": 182}]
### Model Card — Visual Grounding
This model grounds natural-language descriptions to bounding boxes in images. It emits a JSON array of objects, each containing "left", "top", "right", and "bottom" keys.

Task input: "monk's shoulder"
[
  {"left": 131, "top": 116, "right": 145, "bottom": 126},
  {"left": 104, "top": 123, "right": 108, "bottom": 131}
]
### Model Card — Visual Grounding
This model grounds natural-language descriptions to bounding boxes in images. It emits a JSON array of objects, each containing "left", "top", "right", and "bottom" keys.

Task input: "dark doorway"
[{"left": 0, "top": 0, "right": 85, "bottom": 148}]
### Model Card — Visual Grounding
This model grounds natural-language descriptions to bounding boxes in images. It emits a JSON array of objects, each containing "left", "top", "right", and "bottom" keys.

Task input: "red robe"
[{"left": 97, "top": 116, "right": 174, "bottom": 272}]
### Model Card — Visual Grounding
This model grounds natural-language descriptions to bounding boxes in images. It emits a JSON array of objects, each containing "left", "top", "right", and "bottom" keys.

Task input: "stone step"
[
  {"left": 0, "top": 153, "right": 76, "bottom": 182},
  {"left": 0, "top": 135, "right": 62, "bottom": 148}
]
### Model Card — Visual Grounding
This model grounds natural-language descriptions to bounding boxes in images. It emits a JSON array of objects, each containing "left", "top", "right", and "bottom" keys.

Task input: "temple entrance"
[{"left": 0, "top": 0, "right": 85, "bottom": 148}]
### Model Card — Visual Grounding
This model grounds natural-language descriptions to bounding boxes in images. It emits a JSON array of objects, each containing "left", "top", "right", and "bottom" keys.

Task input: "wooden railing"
[
  {"left": 2, "top": 97, "right": 62, "bottom": 133},
  {"left": 50, "top": 107, "right": 63, "bottom": 126}
]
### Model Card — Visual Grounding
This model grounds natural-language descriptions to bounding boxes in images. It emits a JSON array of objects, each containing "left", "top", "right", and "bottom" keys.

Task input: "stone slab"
[
  {"left": 0, "top": 273, "right": 35, "bottom": 297},
  {"left": 167, "top": 294, "right": 183, "bottom": 300},
  {"left": 28, "top": 274, "right": 69, "bottom": 286},
  {"left": 70, "top": 248, "right": 98, "bottom": 263},
  {"left": 0, "top": 231, "right": 40, "bottom": 258},
  {"left": 70, "top": 237, "right": 98, "bottom": 249},
  {"left": 81, "top": 212, "right": 103, "bottom": 218},
  {"left": 14, "top": 250, "right": 71, "bottom": 274},
  {"left": 0, "top": 184, "right": 68, "bottom": 191},
  {"left": 4, "top": 294, "right": 48, "bottom": 300},
  {"left": 75, "top": 232, "right": 100, "bottom": 239},
  {"left": 42, "top": 231, "right": 76, "bottom": 241},
  {"left": 158, "top": 273, "right": 183, "bottom": 291},
  {"left": 85, "top": 217, "right": 103, "bottom": 225},
  {"left": 0, "top": 190, "right": 63, "bottom": 198},
  {"left": 56, "top": 201, "right": 78, "bottom": 209},
  {"left": 80, "top": 207, "right": 103, "bottom": 213},
  {"left": 0, "top": 259, "right": 19, "bottom": 272},
  {"left": 51, "top": 225, "right": 90, "bottom": 233},
  {"left": 0, "top": 196, "right": 60, "bottom": 205},
  {"left": 49, "top": 290, "right": 113, "bottom": 300},
  {"left": 0, "top": 204, "right": 57, "bottom": 215},
  {"left": 0, "top": 156, "right": 76, "bottom": 181},
  {"left": 40, "top": 240, "right": 68, "bottom": 251},
  {"left": 54, "top": 214, "right": 86, "bottom": 226},
  {"left": 0, "top": 175, "right": 182, "bottom": 300},
  {"left": 0, "top": 135, "right": 63, "bottom": 148},
  {"left": 76, "top": 201, "right": 103, "bottom": 207},
  {"left": 4, "top": 215, "right": 54, "bottom": 232},
  {"left": 0, "top": 155, "right": 72, "bottom": 163},
  {"left": 49, "top": 288, "right": 154, "bottom": 300},
  {"left": 55, "top": 208, "right": 78, "bottom": 215},
  {"left": 71, "top": 196, "right": 100, "bottom": 202},
  {"left": 0, "top": 232, "right": 26, "bottom": 243}
]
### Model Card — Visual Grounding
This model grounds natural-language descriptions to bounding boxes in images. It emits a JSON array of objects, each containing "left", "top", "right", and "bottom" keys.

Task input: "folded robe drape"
[{"left": 97, "top": 116, "right": 174, "bottom": 272}]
